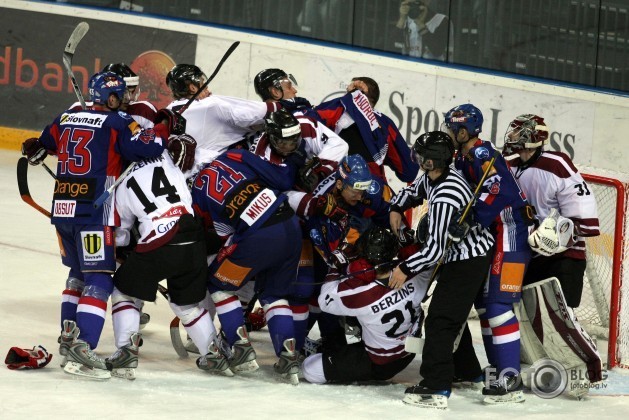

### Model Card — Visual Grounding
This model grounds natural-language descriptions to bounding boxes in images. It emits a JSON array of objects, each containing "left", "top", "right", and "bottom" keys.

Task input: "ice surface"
[{"left": 1, "top": 150, "right": 628, "bottom": 419}]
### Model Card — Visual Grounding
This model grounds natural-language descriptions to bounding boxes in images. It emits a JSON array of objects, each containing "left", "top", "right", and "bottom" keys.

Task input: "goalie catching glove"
[
  {"left": 167, "top": 134, "right": 197, "bottom": 172},
  {"left": 528, "top": 208, "right": 575, "bottom": 256},
  {"left": 5, "top": 345, "right": 52, "bottom": 370}
]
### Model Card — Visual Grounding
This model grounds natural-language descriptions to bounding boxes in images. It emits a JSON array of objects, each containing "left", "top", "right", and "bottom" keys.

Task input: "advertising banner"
[{"left": 0, "top": 8, "right": 197, "bottom": 130}]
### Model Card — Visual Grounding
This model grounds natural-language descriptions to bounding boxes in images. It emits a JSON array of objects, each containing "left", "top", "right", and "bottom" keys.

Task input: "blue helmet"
[
  {"left": 444, "top": 104, "right": 484, "bottom": 138},
  {"left": 88, "top": 71, "right": 126, "bottom": 105},
  {"left": 337, "top": 154, "right": 373, "bottom": 191}
]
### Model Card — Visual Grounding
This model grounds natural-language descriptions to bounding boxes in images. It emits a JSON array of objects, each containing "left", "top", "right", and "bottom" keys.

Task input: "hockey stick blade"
[
  {"left": 178, "top": 41, "right": 240, "bottom": 114},
  {"left": 62, "top": 22, "right": 89, "bottom": 109},
  {"left": 64, "top": 22, "right": 89, "bottom": 55},
  {"left": 17, "top": 157, "right": 51, "bottom": 218}
]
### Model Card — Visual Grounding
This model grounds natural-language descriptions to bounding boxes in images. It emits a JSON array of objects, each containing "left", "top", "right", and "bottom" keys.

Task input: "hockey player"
[
  {"left": 443, "top": 104, "right": 535, "bottom": 402},
  {"left": 101, "top": 63, "right": 157, "bottom": 129},
  {"left": 191, "top": 149, "right": 303, "bottom": 384},
  {"left": 503, "top": 114, "right": 603, "bottom": 393},
  {"left": 302, "top": 226, "right": 426, "bottom": 384},
  {"left": 250, "top": 109, "right": 348, "bottom": 352},
  {"left": 253, "top": 69, "right": 419, "bottom": 184},
  {"left": 107, "top": 134, "right": 235, "bottom": 379},
  {"left": 286, "top": 154, "right": 394, "bottom": 352},
  {"left": 164, "top": 64, "right": 281, "bottom": 177},
  {"left": 388, "top": 131, "right": 495, "bottom": 409},
  {"left": 310, "top": 77, "right": 419, "bottom": 183},
  {"left": 20, "top": 71, "right": 165, "bottom": 379}
]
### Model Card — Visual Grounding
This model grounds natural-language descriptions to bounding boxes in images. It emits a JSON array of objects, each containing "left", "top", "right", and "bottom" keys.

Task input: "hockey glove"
[
  {"left": 155, "top": 108, "right": 186, "bottom": 136},
  {"left": 5, "top": 345, "right": 52, "bottom": 370},
  {"left": 168, "top": 134, "right": 197, "bottom": 172},
  {"left": 416, "top": 213, "right": 429, "bottom": 244},
  {"left": 315, "top": 193, "right": 348, "bottom": 224},
  {"left": 245, "top": 307, "right": 267, "bottom": 332},
  {"left": 297, "top": 157, "right": 323, "bottom": 192},
  {"left": 278, "top": 97, "right": 312, "bottom": 112},
  {"left": 447, "top": 209, "right": 471, "bottom": 243},
  {"left": 21, "top": 137, "right": 47, "bottom": 166},
  {"left": 398, "top": 225, "right": 416, "bottom": 247}
]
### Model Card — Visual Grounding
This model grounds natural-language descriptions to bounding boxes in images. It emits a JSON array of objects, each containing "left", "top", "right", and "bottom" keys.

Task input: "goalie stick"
[
  {"left": 92, "top": 41, "right": 241, "bottom": 209},
  {"left": 62, "top": 22, "right": 90, "bottom": 109},
  {"left": 17, "top": 157, "right": 51, "bottom": 218}
]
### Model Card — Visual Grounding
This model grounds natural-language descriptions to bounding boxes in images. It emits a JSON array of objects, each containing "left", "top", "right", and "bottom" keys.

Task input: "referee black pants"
[{"left": 419, "top": 251, "right": 492, "bottom": 390}]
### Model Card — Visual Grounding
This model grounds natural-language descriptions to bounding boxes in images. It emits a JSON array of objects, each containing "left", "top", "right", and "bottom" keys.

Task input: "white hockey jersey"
[
  {"left": 167, "top": 94, "right": 276, "bottom": 175},
  {"left": 251, "top": 114, "right": 348, "bottom": 167},
  {"left": 319, "top": 275, "right": 424, "bottom": 364},
  {"left": 509, "top": 151, "right": 599, "bottom": 259},
  {"left": 115, "top": 151, "right": 194, "bottom": 252}
]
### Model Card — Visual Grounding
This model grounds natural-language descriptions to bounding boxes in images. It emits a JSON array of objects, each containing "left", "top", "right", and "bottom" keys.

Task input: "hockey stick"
[
  {"left": 93, "top": 162, "right": 136, "bottom": 209},
  {"left": 426, "top": 151, "right": 500, "bottom": 287},
  {"left": 42, "top": 162, "right": 57, "bottom": 180},
  {"left": 176, "top": 41, "right": 240, "bottom": 115},
  {"left": 62, "top": 22, "right": 90, "bottom": 109},
  {"left": 17, "top": 157, "right": 51, "bottom": 218}
]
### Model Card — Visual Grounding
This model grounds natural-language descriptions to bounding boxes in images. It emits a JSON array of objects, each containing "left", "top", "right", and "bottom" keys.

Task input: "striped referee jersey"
[{"left": 391, "top": 167, "right": 495, "bottom": 275}]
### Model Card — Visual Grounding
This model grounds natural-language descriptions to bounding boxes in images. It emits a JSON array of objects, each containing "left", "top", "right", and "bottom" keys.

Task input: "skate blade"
[
  {"left": 483, "top": 390, "right": 525, "bottom": 405},
  {"left": 402, "top": 394, "right": 448, "bottom": 409},
  {"left": 231, "top": 360, "right": 259, "bottom": 372},
  {"left": 199, "top": 366, "right": 235, "bottom": 377},
  {"left": 276, "top": 371, "right": 300, "bottom": 386},
  {"left": 183, "top": 340, "right": 201, "bottom": 354},
  {"left": 568, "top": 387, "right": 589, "bottom": 400},
  {"left": 64, "top": 361, "right": 111, "bottom": 379},
  {"left": 111, "top": 367, "right": 136, "bottom": 380}
]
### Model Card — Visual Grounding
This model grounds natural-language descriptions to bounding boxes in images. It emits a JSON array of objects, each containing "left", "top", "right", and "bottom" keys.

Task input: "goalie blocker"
[{"left": 516, "top": 277, "right": 603, "bottom": 390}]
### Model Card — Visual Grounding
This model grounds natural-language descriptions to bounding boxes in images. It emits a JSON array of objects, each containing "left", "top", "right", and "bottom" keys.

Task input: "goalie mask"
[
  {"left": 102, "top": 63, "right": 140, "bottom": 103},
  {"left": 503, "top": 114, "right": 549, "bottom": 157},
  {"left": 88, "top": 71, "right": 126, "bottom": 108},
  {"left": 355, "top": 225, "right": 399, "bottom": 267},
  {"left": 264, "top": 109, "right": 302, "bottom": 156},
  {"left": 166, "top": 64, "right": 206, "bottom": 99},
  {"left": 412, "top": 131, "right": 455, "bottom": 170}
]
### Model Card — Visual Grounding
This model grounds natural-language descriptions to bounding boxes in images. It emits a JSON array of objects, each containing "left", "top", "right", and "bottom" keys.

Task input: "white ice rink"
[{"left": 1, "top": 149, "right": 629, "bottom": 419}]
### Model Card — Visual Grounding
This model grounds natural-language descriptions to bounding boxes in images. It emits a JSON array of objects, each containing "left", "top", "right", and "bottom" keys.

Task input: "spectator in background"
[{"left": 396, "top": 0, "right": 452, "bottom": 60}]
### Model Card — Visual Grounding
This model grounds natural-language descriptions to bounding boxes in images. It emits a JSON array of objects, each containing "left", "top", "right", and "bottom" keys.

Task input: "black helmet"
[
  {"left": 355, "top": 225, "right": 399, "bottom": 267},
  {"left": 264, "top": 109, "right": 302, "bottom": 156},
  {"left": 254, "top": 68, "right": 288, "bottom": 101},
  {"left": 412, "top": 131, "right": 455, "bottom": 169},
  {"left": 102, "top": 63, "right": 138, "bottom": 87},
  {"left": 166, "top": 64, "right": 206, "bottom": 99}
]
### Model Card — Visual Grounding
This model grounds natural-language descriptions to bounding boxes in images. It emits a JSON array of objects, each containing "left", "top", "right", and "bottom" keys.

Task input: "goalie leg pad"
[{"left": 521, "top": 277, "right": 602, "bottom": 383}]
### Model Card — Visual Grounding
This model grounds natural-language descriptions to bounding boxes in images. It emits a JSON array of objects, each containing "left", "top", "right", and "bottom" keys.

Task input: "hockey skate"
[
  {"left": 196, "top": 342, "right": 234, "bottom": 377},
  {"left": 482, "top": 374, "right": 525, "bottom": 404},
  {"left": 452, "top": 374, "right": 484, "bottom": 391},
  {"left": 403, "top": 384, "right": 450, "bottom": 409},
  {"left": 63, "top": 338, "right": 111, "bottom": 379},
  {"left": 58, "top": 320, "right": 78, "bottom": 368},
  {"left": 274, "top": 338, "right": 300, "bottom": 385},
  {"left": 229, "top": 326, "right": 259, "bottom": 372},
  {"left": 106, "top": 333, "right": 141, "bottom": 380},
  {"left": 139, "top": 311, "right": 151, "bottom": 330}
]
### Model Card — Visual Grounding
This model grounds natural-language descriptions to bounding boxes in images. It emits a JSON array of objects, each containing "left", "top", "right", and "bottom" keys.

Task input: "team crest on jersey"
[
  {"left": 474, "top": 147, "right": 490, "bottom": 160},
  {"left": 488, "top": 179, "right": 501, "bottom": 194},
  {"left": 81, "top": 231, "right": 105, "bottom": 261}
]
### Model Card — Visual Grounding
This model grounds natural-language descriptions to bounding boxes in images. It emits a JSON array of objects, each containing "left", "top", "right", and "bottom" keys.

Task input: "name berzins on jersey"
[
  {"left": 132, "top": 155, "right": 165, "bottom": 172},
  {"left": 371, "top": 281, "right": 415, "bottom": 314}
]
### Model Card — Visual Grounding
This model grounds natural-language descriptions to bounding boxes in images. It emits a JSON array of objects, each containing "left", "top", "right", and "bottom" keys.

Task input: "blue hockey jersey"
[{"left": 38, "top": 109, "right": 164, "bottom": 226}]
